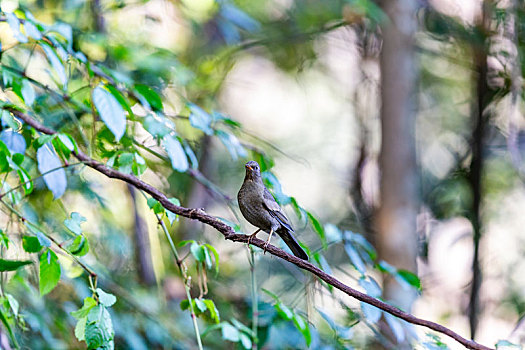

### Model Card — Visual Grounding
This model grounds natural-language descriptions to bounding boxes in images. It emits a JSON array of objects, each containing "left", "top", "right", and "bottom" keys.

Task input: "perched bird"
[{"left": 238, "top": 160, "right": 308, "bottom": 260}]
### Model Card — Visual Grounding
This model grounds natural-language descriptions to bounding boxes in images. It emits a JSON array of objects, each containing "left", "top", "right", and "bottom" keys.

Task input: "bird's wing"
[{"left": 263, "top": 188, "right": 294, "bottom": 232}]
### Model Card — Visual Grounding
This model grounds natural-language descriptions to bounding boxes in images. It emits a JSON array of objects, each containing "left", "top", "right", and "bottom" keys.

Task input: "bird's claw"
[
  {"left": 246, "top": 229, "right": 261, "bottom": 247},
  {"left": 263, "top": 241, "right": 270, "bottom": 254}
]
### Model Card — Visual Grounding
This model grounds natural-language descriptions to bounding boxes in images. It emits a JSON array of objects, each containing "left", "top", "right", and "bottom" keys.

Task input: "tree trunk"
[
  {"left": 128, "top": 184, "right": 157, "bottom": 286},
  {"left": 468, "top": 1, "right": 492, "bottom": 339},
  {"left": 376, "top": 0, "right": 419, "bottom": 346}
]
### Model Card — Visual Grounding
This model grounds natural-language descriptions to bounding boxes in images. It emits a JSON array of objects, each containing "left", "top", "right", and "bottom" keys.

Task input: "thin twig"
[
  {"left": 249, "top": 247, "right": 258, "bottom": 349},
  {"left": 152, "top": 209, "right": 204, "bottom": 350}
]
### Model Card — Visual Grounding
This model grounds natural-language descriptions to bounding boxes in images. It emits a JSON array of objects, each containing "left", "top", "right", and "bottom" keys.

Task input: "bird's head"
[{"left": 244, "top": 160, "right": 261, "bottom": 180}]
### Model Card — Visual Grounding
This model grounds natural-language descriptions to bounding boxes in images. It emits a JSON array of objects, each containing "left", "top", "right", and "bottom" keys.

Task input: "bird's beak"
[{"left": 245, "top": 165, "right": 252, "bottom": 171}]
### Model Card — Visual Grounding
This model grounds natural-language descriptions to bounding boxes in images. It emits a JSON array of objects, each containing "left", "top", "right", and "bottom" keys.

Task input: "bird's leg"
[
  {"left": 263, "top": 229, "right": 274, "bottom": 254},
  {"left": 247, "top": 228, "right": 261, "bottom": 245}
]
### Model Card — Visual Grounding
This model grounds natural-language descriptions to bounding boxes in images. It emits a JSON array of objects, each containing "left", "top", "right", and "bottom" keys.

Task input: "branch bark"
[{"left": 8, "top": 108, "right": 494, "bottom": 350}]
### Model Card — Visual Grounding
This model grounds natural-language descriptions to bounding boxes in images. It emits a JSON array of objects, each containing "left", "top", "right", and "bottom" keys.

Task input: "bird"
[{"left": 237, "top": 160, "right": 308, "bottom": 260}]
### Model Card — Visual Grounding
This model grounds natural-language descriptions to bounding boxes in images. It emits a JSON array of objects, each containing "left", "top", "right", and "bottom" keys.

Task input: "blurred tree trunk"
[
  {"left": 376, "top": 0, "right": 419, "bottom": 346},
  {"left": 506, "top": 0, "right": 524, "bottom": 176},
  {"left": 128, "top": 185, "right": 156, "bottom": 286},
  {"left": 468, "top": 1, "right": 491, "bottom": 339},
  {"left": 349, "top": 26, "right": 380, "bottom": 238},
  {"left": 90, "top": 0, "right": 105, "bottom": 32}
]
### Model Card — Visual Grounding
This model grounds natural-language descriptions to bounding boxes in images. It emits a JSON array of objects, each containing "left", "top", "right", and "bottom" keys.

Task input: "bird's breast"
[{"left": 238, "top": 182, "right": 274, "bottom": 231}]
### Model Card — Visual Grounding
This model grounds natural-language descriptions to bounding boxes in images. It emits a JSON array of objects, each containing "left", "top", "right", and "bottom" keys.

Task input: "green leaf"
[
  {"left": 358, "top": 277, "right": 381, "bottom": 298},
  {"left": 183, "top": 140, "right": 199, "bottom": 169},
  {"left": 0, "top": 230, "right": 9, "bottom": 249},
  {"left": 254, "top": 152, "right": 274, "bottom": 172},
  {"left": 188, "top": 103, "right": 213, "bottom": 135},
  {"left": 25, "top": 225, "right": 52, "bottom": 247},
  {"left": 54, "top": 133, "right": 77, "bottom": 158},
  {"left": 203, "top": 245, "right": 213, "bottom": 269},
  {"left": 204, "top": 243, "right": 220, "bottom": 274},
  {"left": 12, "top": 153, "right": 24, "bottom": 166},
  {"left": 96, "top": 288, "right": 117, "bottom": 307},
  {"left": 39, "top": 249, "right": 61, "bottom": 296},
  {"left": 166, "top": 197, "right": 181, "bottom": 224},
  {"left": 180, "top": 299, "right": 190, "bottom": 311},
  {"left": 221, "top": 322, "right": 240, "bottom": 342},
  {"left": 0, "top": 259, "right": 32, "bottom": 271},
  {"left": 262, "top": 288, "right": 279, "bottom": 300},
  {"left": 0, "top": 307, "right": 19, "bottom": 349},
  {"left": 134, "top": 84, "right": 163, "bottom": 111},
  {"left": 377, "top": 260, "right": 397, "bottom": 274},
  {"left": 195, "top": 298, "right": 207, "bottom": 313},
  {"left": 93, "top": 86, "right": 126, "bottom": 141},
  {"left": 1, "top": 110, "right": 19, "bottom": 130},
  {"left": 313, "top": 252, "right": 331, "bottom": 274},
  {"left": 146, "top": 197, "right": 164, "bottom": 215},
  {"left": 162, "top": 135, "right": 189, "bottom": 172},
  {"left": 397, "top": 270, "right": 421, "bottom": 291},
  {"left": 293, "top": 314, "right": 311, "bottom": 346},
  {"left": 384, "top": 313, "right": 405, "bottom": 342},
  {"left": 360, "top": 302, "right": 381, "bottom": 324},
  {"left": 317, "top": 308, "right": 353, "bottom": 338},
  {"left": 21, "top": 79, "right": 35, "bottom": 106},
  {"left": 68, "top": 235, "right": 89, "bottom": 256},
  {"left": 345, "top": 242, "right": 366, "bottom": 275},
  {"left": 22, "top": 236, "right": 42, "bottom": 253},
  {"left": 37, "top": 143, "right": 67, "bottom": 198},
  {"left": 132, "top": 153, "right": 147, "bottom": 176},
  {"left": 0, "top": 130, "right": 26, "bottom": 154},
  {"left": 6, "top": 293, "right": 19, "bottom": 318},
  {"left": 34, "top": 134, "right": 55, "bottom": 148},
  {"left": 6, "top": 12, "right": 28, "bottom": 43},
  {"left": 64, "top": 212, "right": 87, "bottom": 235},
  {"left": 40, "top": 43, "right": 67, "bottom": 86},
  {"left": 203, "top": 299, "right": 220, "bottom": 323},
  {"left": 347, "top": 231, "right": 377, "bottom": 260},
  {"left": 24, "top": 20, "right": 42, "bottom": 40},
  {"left": 231, "top": 319, "right": 254, "bottom": 338},
  {"left": 216, "top": 130, "right": 246, "bottom": 160},
  {"left": 16, "top": 166, "right": 33, "bottom": 195},
  {"left": 178, "top": 240, "right": 195, "bottom": 247},
  {"left": 276, "top": 303, "right": 293, "bottom": 320},
  {"left": 239, "top": 333, "right": 252, "bottom": 349},
  {"left": 495, "top": 340, "right": 521, "bottom": 349},
  {"left": 307, "top": 212, "right": 326, "bottom": 248},
  {"left": 117, "top": 152, "right": 134, "bottom": 174},
  {"left": 190, "top": 242, "right": 205, "bottom": 262},
  {"left": 105, "top": 84, "right": 134, "bottom": 118},
  {"left": 71, "top": 297, "right": 97, "bottom": 319},
  {"left": 85, "top": 305, "right": 114, "bottom": 350},
  {"left": 324, "top": 223, "right": 343, "bottom": 243},
  {"left": 143, "top": 115, "right": 172, "bottom": 138},
  {"left": 75, "top": 316, "right": 87, "bottom": 342}
]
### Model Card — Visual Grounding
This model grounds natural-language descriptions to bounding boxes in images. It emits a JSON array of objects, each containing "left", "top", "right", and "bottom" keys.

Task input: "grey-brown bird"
[{"left": 238, "top": 160, "right": 308, "bottom": 260}]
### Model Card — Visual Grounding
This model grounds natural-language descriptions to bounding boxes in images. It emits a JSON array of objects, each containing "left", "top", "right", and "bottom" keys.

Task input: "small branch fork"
[{"left": 8, "top": 108, "right": 494, "bottom": 350}]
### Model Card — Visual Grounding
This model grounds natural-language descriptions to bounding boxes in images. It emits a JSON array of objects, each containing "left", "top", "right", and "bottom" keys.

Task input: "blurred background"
[{"left": 0, "top": 0, "right": 524, "bottom": 348}]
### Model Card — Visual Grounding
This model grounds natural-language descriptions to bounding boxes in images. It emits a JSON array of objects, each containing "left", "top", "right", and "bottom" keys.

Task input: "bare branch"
[{"left": 8, "top": 108, "right": 494, "bottom": 350}]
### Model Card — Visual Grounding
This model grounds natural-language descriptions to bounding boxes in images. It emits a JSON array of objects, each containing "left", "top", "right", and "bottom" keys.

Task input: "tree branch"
[{"left": 7, "top": 108, "right": 494, "bottom": 350}]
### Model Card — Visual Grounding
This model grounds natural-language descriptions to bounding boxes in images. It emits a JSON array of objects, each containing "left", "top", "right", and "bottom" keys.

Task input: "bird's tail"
[{"left": 277, "top": 228, "right": 308, "bottom": 260}]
